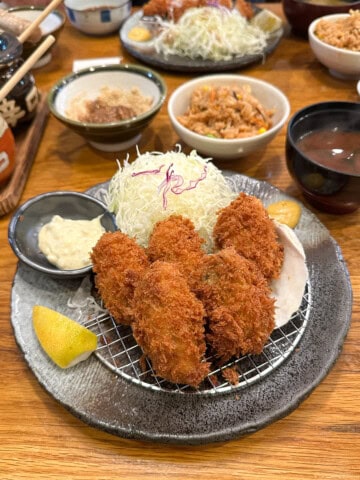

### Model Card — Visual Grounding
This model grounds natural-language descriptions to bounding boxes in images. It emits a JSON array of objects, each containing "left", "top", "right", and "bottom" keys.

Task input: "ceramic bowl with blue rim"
[
  {"left": 64, "top": 0, "right": 131, "bottom": 36},
  {"left": 47, "top": 64, "right": 167, "bottom": 152}
]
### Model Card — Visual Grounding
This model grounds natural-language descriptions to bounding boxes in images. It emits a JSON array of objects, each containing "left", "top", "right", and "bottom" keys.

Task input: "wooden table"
[{"left": 0, "top": 4, "right": 359, "bottom": 479}]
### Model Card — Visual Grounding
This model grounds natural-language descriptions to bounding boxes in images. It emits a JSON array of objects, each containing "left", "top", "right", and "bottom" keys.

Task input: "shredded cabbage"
[
  {"left": 154, "top": 7, "right": 269, "bottom": 62},
  {"left": 107, "top": 147, "right": 236, "bottom": 251}
]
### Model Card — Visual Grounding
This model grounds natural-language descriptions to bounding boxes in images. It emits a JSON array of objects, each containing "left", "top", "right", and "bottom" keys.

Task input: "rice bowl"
[
  {"left": 168, "top": 74, "right": 290, "bottom": 160},
  {"left": 308, "top": 13, "right": 360, "bottom": 79}
]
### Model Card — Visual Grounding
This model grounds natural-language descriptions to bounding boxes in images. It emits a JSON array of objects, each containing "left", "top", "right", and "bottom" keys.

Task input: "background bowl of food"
[
  {"left": 282, "top": 0, "right": 360, "bottom": 37},
  {"left": 64, "top": 0, "right": 131, "bottom": 35},
  {"left": 168, "top": 74, "right": 290, "bottom": 161},
  {"left": 285, "top": 101, "right": 360, "bottom": 214},
  {"left": 8, "top": 191, "right": 117, "bottom": 279},
  {"left": 308, "top": 11, "right": 360, "bottom": 79},
  {"left": 7, "top": 5, "right": 65, "bottom": 68},
  {"left": 48, "top": 64, "right": 167, "bottom": 152}
]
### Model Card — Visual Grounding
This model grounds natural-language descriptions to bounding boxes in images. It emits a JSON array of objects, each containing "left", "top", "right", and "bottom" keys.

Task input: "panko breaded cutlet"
[
  {"left": 91, "top": 231, "right": 150, "bottom": 325},
  {"left": 147, "top": 214, "right": 206, "bottom": 291},
  {"left": 132, "top": 261, "right": 210, "bottom": 387},
  {"left": 143, "top": 0, "right": 254, "bottom": 22},
  {"left": 213, "top": 192, "right": 284, "bottom": 280},
  {"left": 197, "top": 247, "right": 275, "bottom": 363}
]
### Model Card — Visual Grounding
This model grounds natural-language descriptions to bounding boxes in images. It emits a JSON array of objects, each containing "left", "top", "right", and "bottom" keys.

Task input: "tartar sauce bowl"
[
  {"left": 167, "top": 74, "right": 290, "bottom": 161},
  {"left": 48, "top": 64, "right": 167, "bottom": 152},
  {"left": 308, "top": 13, "right": 360, "bottom": 79},
  {"left": 8, "top": 191, "right": 117, "bottom": 279}
]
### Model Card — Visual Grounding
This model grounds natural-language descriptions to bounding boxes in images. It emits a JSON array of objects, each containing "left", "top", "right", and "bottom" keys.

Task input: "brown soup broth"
[{"left": 296, "top": 129, "right": 360, "bottom": 175}]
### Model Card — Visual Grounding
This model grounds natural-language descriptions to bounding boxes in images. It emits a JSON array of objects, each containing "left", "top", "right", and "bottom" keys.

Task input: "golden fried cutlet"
[
  {"left": 132, "top": 261, "right": 210, "bottom": 387},
  {"left": 91, "top": 231, "right": 150, "bottom": 325},
  {"left": 198, "top": 247, "right": 275, "bottom": 362},
  {"left": 147, "top": 214, "right": 206, "bottom": 291},
  {"left": 143, "top": 0, "right": 233, "bottom": 22},
  {"left": 213, "top": 192, "right": 284, "bottom": 280}
]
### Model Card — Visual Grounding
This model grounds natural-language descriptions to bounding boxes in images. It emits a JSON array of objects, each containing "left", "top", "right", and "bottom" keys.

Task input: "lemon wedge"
[
  {"left": 251, "top": 10, "right": 283, "bottom": 34},
  {"left": 267, "top": 200, "right": 302, "bottom": 229},
  {"left": 32, "top": 305, "right": 97, "bottom": 369}
]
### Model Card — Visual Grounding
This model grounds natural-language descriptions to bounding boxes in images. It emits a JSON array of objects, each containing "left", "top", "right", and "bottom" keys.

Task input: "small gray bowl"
[
  {"left": 8, "top": 191, "right": 117, "bottom": 279},
  {"left": 47, "top": 64, "right": 167, "bottom": 152}
]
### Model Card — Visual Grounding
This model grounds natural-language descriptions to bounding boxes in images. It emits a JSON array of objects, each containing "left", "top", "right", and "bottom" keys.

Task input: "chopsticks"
[
  {"left": 0, "top": 0, "right": 63, "bottom": 102},
  {"left": 18, "top": 0, "right": 63, "bottom": 44},
  {"left": 0, "top": 35, "right": 55, "bottom": 102}
]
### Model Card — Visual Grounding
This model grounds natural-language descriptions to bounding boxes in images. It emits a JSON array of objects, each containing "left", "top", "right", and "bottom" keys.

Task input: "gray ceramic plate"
[
  {"left": 10, "top": 173, "right": 352, "bottom": 445},
  {"left": 120, "top": 9, "right": 284, "bottom": 73}
]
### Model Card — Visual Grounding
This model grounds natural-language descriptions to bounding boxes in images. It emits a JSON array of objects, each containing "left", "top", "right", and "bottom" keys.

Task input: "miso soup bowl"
[
  {"left": 282, "top": 0, "right": 360, "bottom": 37},
  {"left": 286, "top": 101, "right": 360, "bottom": 214},
  {"left": 48, "top": 64, "right": 167, "bottom": 152}
]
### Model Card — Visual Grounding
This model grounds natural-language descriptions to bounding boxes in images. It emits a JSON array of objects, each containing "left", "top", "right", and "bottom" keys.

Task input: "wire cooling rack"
[{"left": 83, "top": 283, "right": 311, "bottom": 395}]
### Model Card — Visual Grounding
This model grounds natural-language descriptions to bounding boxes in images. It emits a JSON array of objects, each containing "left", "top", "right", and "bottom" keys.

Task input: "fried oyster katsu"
[
  {"left": 91, "top": 231, "right": 150, "bottom": 325},
  {"left": 147, "top": 214, "right": 206, "bottom": 291},
  {"left": 197, "top": 247, "right": 275, "bottom": 363},
  {"left": 213, "top": 192, "right": 284, "bottom": 280},
  {"left": 132, "top": 261, "right": 210, "bottom": 387}
]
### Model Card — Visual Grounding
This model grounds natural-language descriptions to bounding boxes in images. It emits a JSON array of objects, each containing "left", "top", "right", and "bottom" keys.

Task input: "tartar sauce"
[{"left": 38, "top": 215, "right": 105, "bottom": 270}]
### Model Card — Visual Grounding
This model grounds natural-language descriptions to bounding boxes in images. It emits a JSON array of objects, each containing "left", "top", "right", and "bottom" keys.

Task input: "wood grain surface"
[{"left": 0, "top": 4, "right": 359, "bottom": 479}]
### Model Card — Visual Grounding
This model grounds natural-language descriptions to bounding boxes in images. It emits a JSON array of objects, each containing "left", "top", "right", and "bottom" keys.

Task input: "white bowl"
[
  {"left": 308, "top": 13, "right": 360, "bottom": 80},
  {"left": 64, "top": 0, "right": 131, "bottom": 35},
  {"left": 168, "top": 75, "right": 290, "bottom": 161}
]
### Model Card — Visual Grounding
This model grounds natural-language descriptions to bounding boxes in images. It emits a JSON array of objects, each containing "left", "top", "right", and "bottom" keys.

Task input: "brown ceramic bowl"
[{"left": 282, "top": 0, "right": 360, "bottom": 37}]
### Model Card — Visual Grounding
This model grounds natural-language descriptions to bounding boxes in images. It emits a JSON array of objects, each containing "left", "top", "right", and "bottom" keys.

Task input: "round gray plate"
[
  {"left": 120, "top": 9, "right": 284, "bottom": 73},
  {"left": 10, "top": 174, "right": 352, "bottom": 445}
]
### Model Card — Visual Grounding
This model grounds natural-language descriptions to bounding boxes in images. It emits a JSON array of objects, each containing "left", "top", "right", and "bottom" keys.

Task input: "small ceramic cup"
[
  {"left": 0, "top": 32, "right": 39, "bottom": 129},
  {"left": 0, "top": 115, "right": 16, "bottom": 187}
]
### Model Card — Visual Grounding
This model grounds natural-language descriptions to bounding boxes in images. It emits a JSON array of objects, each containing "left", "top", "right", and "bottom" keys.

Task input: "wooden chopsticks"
[
  {"left": 18, "top": 0, "right": 63, "bottom": 44},
  {"left": 0, "top": 35, "right": 56, "bottom": 102},
  {"left": 0, "top": 0, "right": 64, "bottom": 102}
]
